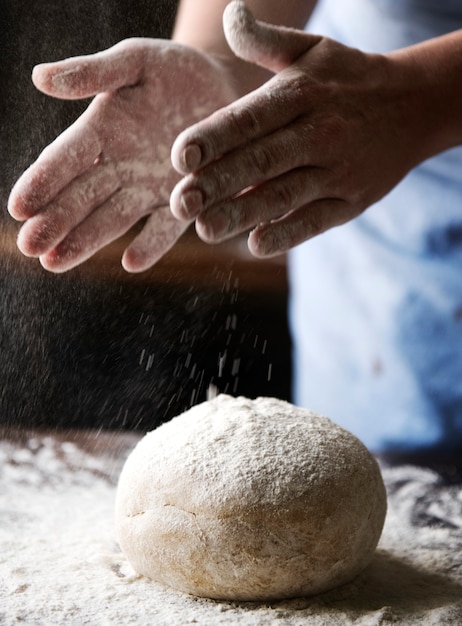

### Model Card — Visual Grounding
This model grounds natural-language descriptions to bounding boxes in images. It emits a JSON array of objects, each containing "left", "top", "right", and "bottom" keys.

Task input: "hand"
[
  {"left": 8, "top": 38, "right": 235, "bottom": 272},
  {"left": 170, "top": 0, "right": 425, "bottom": 257}
]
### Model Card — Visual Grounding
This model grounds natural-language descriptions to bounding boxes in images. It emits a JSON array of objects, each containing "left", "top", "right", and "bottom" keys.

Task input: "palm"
[{"left": 8, "top": 39, "right": 235, "bottom": 272}]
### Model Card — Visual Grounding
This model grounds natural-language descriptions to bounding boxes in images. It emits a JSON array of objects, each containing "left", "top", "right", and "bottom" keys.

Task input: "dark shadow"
[{"left": 268, "top": 551, "right": 462, "bottom": 616}]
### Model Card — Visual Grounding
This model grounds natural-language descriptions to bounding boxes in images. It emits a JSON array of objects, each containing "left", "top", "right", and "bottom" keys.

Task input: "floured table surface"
[{"left": 1, "top": 428, "right": 461, "bottom": 626}]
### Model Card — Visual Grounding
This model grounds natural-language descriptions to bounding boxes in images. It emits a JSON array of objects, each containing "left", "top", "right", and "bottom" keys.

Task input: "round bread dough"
[{"left": 115, "top": 395, "right": 387, "bottom": 601}]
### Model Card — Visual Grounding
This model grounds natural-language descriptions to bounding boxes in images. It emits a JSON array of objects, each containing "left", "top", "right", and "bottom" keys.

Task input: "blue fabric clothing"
[{"left": 289, "top": 0, "right": 462, "bottom": 452}]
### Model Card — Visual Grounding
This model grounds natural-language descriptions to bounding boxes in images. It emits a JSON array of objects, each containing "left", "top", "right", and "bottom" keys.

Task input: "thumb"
[
  {"left": 32, "top": 38, "right": 148, "bottom": 100},
  {"left": 223, "top": 0, "right": 321, "bottom": 73}
]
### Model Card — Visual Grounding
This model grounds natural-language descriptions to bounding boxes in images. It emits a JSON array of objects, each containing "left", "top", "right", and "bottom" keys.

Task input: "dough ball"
[{"left": 115, "top": 395, "right": 387, "bottom": 601}]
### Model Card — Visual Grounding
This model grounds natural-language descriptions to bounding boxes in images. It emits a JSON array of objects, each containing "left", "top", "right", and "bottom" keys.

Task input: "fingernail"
[
  {"left": 198, "top": 213, "right": 229, "bottom": 241},
  {"left": 250, "top": 229, "right": 278, "bottom": 257},
  {"left": 182, "top": 144, "right": 202, "bottom": 171},
  {"left": 181, "top": 189, "right": 203, "bottom": 218}
]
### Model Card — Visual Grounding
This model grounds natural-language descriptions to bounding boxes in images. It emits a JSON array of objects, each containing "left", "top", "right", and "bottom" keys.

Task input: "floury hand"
[
  {"left": 8, "top": 38, "right": 235, "bottom": 272},
  {"left": 171, "top": 1, "right": 436, "bottom": 257}
]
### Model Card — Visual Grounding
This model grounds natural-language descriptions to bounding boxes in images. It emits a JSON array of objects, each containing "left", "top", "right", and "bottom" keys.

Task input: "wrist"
[{"left": 386, "top": 30, "right": 462, "bottom": 164}]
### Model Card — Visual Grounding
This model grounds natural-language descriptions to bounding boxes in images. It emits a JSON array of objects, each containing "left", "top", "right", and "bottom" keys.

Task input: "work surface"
[{"left": 1, "top": 428, "right": 461, "bottom": 626}]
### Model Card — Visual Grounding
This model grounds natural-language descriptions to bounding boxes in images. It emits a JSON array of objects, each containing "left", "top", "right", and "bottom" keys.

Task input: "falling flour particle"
[{"left": 115, "top": 394, "right": 387, "bottom": 601}]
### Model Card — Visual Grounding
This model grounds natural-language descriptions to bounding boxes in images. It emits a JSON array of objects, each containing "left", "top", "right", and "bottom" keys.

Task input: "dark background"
[{"left": 0, "top": 0, "right": 291, "bottom": 431}]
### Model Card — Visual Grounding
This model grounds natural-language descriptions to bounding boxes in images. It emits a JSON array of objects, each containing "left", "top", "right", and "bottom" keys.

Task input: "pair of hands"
[{"left": 8, "top": 1, "right": 416, "bottom": 273}]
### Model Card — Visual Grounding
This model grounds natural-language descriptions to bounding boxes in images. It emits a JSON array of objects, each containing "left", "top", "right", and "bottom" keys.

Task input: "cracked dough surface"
[{"left": 115, "top": 394, "right": 387, "bottom": 601}]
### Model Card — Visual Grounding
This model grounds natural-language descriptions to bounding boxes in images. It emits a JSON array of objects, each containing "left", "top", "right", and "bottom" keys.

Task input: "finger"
[
  {"left": 16, "top": 160, "right": 119, "bottom": 257},
  {"left": 8, "top": 112, "right": 102, "bottom": 220},
  {"left": 195, "top": 166, "right": 332, "bottom": 243},
  {"left": 171, "top": 121, "right": 310, "bottom": 221},
  {"left": 247, "top": 197, "right": 354, "bottom": 257},
  {"left": 223, "top": 1, "right": 321, "bottom": 72},
  {"left": 171, "top": 1, "right": 321, "bottom": 175},
  {"left": 39, "top": 186, "right": 155, "bottom": 273},
  {"left": 32, "top": 38, "right": 148, "bottom": 100},
  {"left": 122, "top": 207, "right": 190, "bottom": 273},
  {"left": 171, "top": 75, "right": 303, "bottom": 175}
]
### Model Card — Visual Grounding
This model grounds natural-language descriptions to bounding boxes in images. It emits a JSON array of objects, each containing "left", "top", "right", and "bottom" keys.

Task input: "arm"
[{"left": 387, "top": 30, "right": 462, "bottom": 159}]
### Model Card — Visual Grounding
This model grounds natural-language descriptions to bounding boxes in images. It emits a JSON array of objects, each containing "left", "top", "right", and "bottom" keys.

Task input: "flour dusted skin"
[{"left": 115, "top": 395, "right": 387, "bottom": 601}]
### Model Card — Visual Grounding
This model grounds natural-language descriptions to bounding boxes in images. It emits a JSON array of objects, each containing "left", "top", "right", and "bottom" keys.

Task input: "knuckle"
[
  {"left": 273, "top": 181, "right": 297, "bottom": 212},
  {"left": 316, "top": 114, "right": 345, "bottom": 146},
  {"left": 204, "top": 166, "right": 234, "bottom": 200},
  {"left": 283, "top": 226, "right": 301, "bottom": 250},
  {"left": 247, "top": 145, "right": 275, "bottom": 179},
  {"left": 306, "top": 210, "right": 325, "bottom": 236},
  {"left": 231, "top": 205, "right": 250, "bottom": 233},
  {"left": 227, "top": 104, "right": 261, "bottom": 139}
]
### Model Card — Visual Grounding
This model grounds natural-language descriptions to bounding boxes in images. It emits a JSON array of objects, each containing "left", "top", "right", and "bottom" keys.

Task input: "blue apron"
[{"left": 289, "top": 0, "right": 462, "bottom": 452}]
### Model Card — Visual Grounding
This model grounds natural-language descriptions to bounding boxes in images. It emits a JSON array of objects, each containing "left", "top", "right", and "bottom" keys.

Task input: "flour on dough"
[{"left": 115, "top": 395, "right": 387, "bottom": 601}]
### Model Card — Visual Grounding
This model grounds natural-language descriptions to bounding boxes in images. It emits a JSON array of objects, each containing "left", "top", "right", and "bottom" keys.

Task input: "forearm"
[
  {"left": 172, "top": 0, "right": 317, "bottom": 96},
  {"left": 387, "top": 29, "right": 462, "bottom": 163}
]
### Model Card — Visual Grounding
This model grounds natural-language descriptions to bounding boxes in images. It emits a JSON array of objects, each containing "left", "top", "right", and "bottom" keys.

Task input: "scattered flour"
[{"left": 1, "top": 428, "right": 461, "bottom": 625}]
